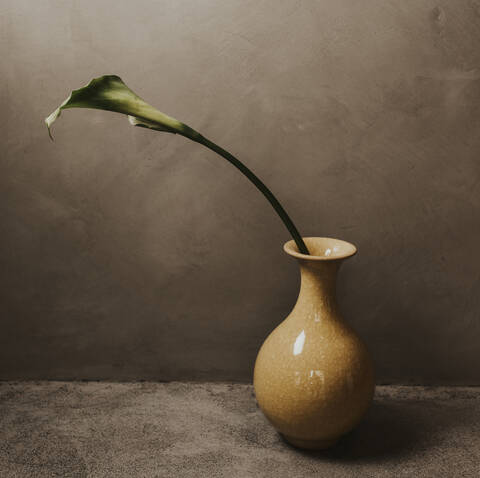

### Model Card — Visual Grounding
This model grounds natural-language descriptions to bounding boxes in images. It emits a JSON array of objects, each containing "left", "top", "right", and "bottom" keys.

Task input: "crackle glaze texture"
[{"left": 254, "top": 238, "right": 374, "bottom": 449}]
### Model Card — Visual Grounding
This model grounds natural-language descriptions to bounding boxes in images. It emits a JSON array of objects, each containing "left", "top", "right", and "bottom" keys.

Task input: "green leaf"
[{"left": 45, "top": 75, "right": 199, "bottom": 140}]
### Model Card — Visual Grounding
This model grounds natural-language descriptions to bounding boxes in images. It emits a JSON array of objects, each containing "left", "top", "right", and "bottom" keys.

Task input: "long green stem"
[
  {"left": 45, "top": 75, "right": 309, "bottom": 254},
  {"left": 184, "top": 131, "right": 309, "bottom": 255}
]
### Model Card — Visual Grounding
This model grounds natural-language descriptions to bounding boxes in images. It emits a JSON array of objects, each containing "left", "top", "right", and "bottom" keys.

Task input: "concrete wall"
[{"left": 1, "top": 0, "right": 479, "bottom": 384}]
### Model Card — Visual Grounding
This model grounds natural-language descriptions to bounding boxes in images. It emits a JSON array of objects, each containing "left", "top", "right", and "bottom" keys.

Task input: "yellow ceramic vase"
[{"left": 253, "top": 237, "right": 374, "bottom": 450}]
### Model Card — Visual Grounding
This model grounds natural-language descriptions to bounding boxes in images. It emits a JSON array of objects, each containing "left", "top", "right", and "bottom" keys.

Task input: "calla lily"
[
  {"left": 45, "top": 75, "right": 309, "bottom": 254},
  {"left": 45, "top": 75, "right": 201, "bottom": 140}
]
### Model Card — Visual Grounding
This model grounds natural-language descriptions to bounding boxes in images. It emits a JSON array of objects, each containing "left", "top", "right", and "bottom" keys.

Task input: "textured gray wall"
[{"left": 1, "top": 0, "right": 479, "bottom": 384}]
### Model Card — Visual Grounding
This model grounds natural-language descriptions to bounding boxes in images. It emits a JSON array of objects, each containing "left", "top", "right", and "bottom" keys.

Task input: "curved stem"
[{"left": 186, "top": 133, "right": 309, "bottom": 255}]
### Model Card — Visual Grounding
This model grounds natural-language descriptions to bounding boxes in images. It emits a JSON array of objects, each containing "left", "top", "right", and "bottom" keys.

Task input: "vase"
[{"left": 253, "top": 237, "right": 374, "bottom": 450}]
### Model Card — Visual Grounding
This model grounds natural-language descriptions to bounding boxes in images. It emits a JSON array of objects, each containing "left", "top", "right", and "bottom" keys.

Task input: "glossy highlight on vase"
[{"left": 253, "top": 237, "right": 375, "bottom": 450}]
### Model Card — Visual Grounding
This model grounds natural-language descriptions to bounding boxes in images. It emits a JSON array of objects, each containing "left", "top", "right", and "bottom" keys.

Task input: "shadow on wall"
[{"left": 338, "top": 160, "right": 480, "bottom": 385}]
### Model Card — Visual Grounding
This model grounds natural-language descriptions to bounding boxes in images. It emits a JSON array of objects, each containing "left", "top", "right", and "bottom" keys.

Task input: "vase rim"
[{"left": 284, "top": 237, "right": 357, "bottom": 261}]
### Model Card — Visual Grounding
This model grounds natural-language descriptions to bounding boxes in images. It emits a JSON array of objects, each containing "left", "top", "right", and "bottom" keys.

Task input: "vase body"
[{"left": 253, "top": 237, "right": 374, "bottom": 450}]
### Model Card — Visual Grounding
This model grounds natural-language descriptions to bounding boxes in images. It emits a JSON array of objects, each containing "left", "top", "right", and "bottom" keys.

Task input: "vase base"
[{"left": 281, "top": 434, "right": 339, "bottom": 450}]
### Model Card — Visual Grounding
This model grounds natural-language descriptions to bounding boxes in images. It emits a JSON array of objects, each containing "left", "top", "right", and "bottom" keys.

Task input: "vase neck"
[
  {"left": 283, "top": 237, "right": 357, "bottom": 323},
  {"left": 294, "top": 260, "right": 342, "bottom": 317}
]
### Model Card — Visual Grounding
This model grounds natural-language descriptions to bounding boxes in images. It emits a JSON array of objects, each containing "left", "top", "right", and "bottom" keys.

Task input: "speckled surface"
[
  {"left": 254, "top": 238, "right": 374, "bottom": 447},
  {"left": 0, "top": 383, "right": 478, "bottom": 477}
]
